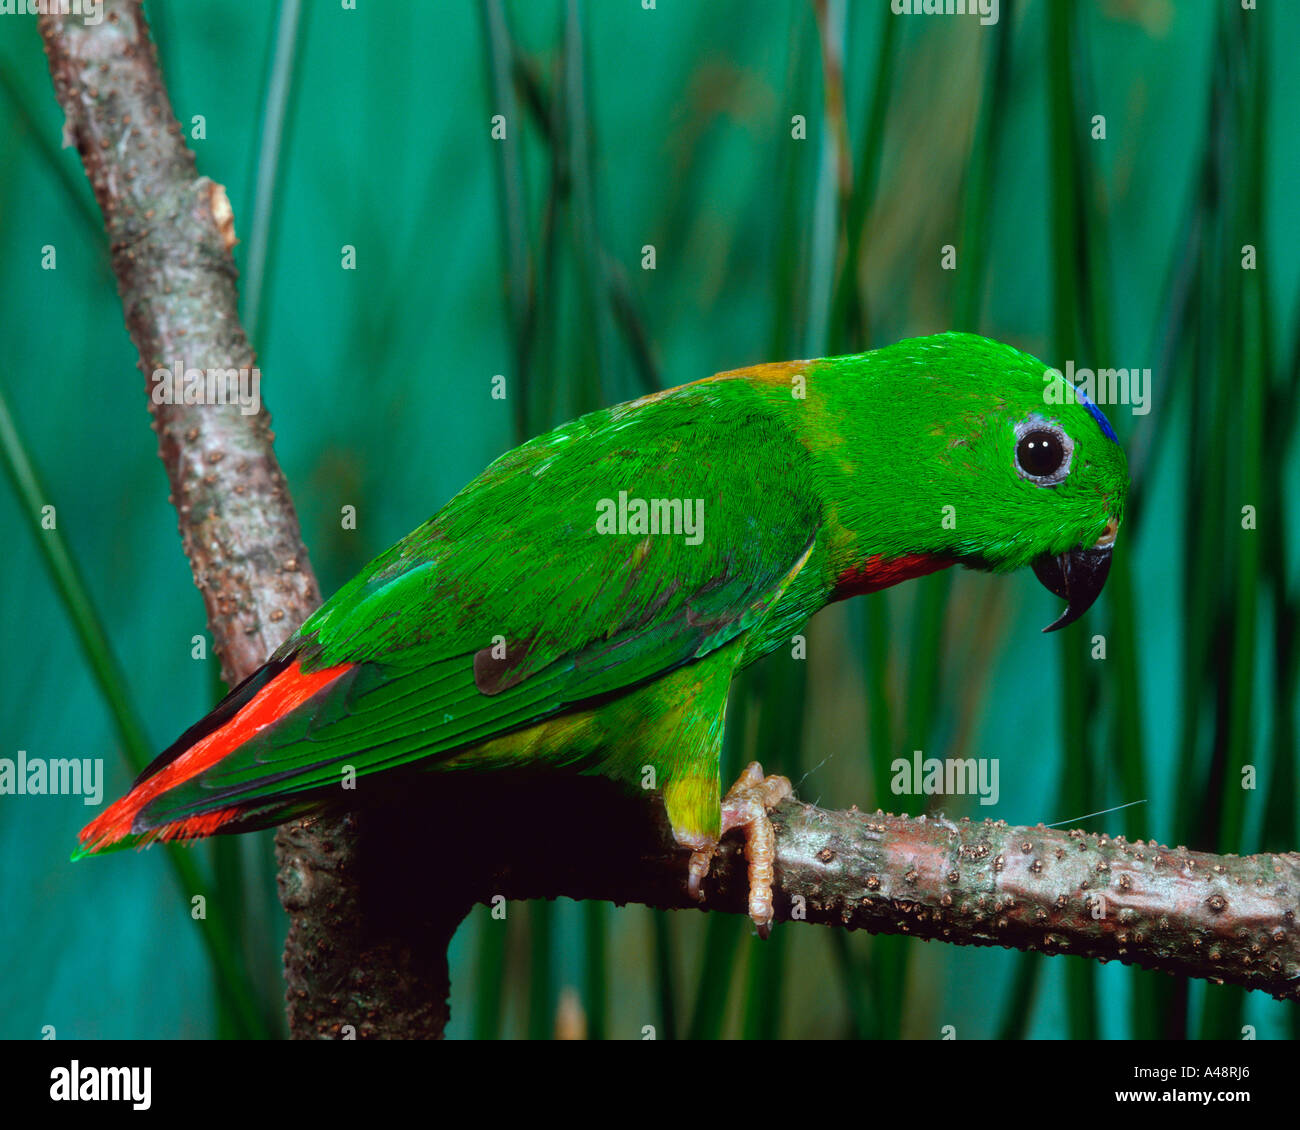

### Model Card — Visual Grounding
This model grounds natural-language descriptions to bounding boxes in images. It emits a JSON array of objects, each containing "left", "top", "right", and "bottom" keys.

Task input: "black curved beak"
[{"left": 1032, "top": 522, "right": 1117, "bottom": 632}]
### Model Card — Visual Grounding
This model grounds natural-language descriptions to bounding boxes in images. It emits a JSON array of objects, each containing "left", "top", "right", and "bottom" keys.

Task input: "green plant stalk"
[
  {"left": 1173, "top": 290, "right": 1221, "bottom": 848},
  {"left": 952, "top": 0, "right": 1014, "bottom": 333},
  {"left": 527, "top": 899, "right": 555, "bottom": 1039},
  {"left": 242, "top": 0, "right": 304, "bottom": 348},
  {"left": 481, "top": 0, "right": 535, "bottom": 440},
  {"left": 1260, "top": 285, "right": 1300, "bottom": 865},
  {"left": 564, "top": 0, "right": 618, "bottom": 409},
  {"left": 995, "top": 951, "right": 1043, "bottom": 1040},
  {"left": 582, "top": 900, "right": 607, "bottom": 1040},
  {"left": 827, "top": 2, "right": 896, "bottom": 353},
  {"left": 472, "top": 910, "right": 509, "bottom": 1039},
  {"left": 767, "top": 4, "right": 813, "bottom": 361},
  {"left": 0, "top": 384, "right": 268, "bottom": 1039},
  {"left": 1200, "top": 5, "right": 1268, "bottom": 1040},
  {"left": 829, "top": 929, "right": 873, "bottom": 1039},
  {"left": 1217, "top": 3, "right": 1265, "bottom": 862},
  {"left": 651, "top": 909, "right": 679, "bottom": 1040},
  {"left": 211, "top": 836, "right": 246, "bottom": 1039},
  {"left": 1153, "top": 53, "right": 1228, "bottom": 998},
  {"left": 686, "top": 913, "right": 745, "bottom": 1040},
  {"left": 1047, "top": 0, "right": 1099, "bottom": 1041}
]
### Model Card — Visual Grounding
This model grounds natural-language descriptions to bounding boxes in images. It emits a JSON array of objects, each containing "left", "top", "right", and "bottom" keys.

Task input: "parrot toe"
[{"left": 687, "top": 761, "right": 792, "bottom": 937}]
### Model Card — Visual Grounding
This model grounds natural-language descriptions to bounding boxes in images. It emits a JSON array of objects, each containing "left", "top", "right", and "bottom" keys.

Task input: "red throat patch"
[{"left": 832, "top": 553, "right": 953, "bottom": 600}]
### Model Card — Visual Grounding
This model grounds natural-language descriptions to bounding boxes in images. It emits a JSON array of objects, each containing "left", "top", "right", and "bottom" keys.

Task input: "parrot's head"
[{"left": 817, "top": 332, "right": 1130, "bottom": 631}]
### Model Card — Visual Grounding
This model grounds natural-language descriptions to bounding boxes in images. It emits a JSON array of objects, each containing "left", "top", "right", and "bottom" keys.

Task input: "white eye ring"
[{"left": 1014, "top": 417, "right": 1073, "bottom": 486}]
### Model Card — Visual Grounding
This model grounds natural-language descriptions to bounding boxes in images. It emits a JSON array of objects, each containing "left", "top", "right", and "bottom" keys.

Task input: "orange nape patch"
[
  {"left": 832, "top": 553, "right": 953, "bottom": 600},
  {"left": 78, "top": 659, "right": 351, "bottom": 854},
  {"left": 627, "top": 359, "right": 809, "bottom": 409},
  {"left": 701, "top": 359, "right": 810, "bottom": 387}
]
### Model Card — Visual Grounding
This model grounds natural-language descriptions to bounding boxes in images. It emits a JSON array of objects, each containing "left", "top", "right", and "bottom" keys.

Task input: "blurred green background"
[{"left": 1, "top": 0, "right": 1296, "bottom": 1039}]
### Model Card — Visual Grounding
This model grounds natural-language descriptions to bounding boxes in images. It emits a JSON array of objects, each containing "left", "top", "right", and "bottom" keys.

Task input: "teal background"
[{"left": 0, "top": 0, "right": 1296, "bottom": 1039}]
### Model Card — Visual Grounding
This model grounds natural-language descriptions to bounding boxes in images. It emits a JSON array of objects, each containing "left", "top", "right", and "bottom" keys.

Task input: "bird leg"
[{"left": 687, "top": 760, "right": 792, "bottom": 938}]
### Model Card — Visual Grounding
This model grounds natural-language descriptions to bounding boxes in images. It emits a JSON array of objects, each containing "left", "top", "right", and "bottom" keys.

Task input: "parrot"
[{"left": 76, "top": 332, "right": 1129, "bottom": 934}]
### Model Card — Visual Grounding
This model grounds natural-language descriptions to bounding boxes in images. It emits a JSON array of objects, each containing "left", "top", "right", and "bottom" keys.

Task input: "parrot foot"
[{"left": 686, "top": 760, "right": 792, "bottom": 938}]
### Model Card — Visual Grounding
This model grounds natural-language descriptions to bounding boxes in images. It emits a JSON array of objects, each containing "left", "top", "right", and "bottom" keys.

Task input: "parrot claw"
[{"left": 686, "top": 761, "right": 792, "bottom": 938}]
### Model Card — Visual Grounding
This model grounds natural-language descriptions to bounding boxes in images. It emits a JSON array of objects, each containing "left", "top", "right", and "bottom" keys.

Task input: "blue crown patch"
[{"left": 1076, "top": 386, "right": 1119, "bottom": 443}]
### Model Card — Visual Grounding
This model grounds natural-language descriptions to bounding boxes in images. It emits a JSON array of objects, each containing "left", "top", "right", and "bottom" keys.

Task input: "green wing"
[{"left": 140, "top": 381, "right": 823, "bottom": 829}]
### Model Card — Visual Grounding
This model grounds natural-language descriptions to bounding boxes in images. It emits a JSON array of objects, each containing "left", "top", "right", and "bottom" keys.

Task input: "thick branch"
[
  {"left": 357, "top": 773, "right": 1298, "bottom": 1006},
  {"left": 36, "top": 1, "right": 439, "bottom": 1039},
  {"left": 39, "top": 4, "right": 318, "bottom": 676}
]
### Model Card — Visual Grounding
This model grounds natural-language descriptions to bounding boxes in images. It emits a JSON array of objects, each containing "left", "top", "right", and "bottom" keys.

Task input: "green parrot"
[{"left": 78, "top": 332, "right": 1129, "bottom": 934}]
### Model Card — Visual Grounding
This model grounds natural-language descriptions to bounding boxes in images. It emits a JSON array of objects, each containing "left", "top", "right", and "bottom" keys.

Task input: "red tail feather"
[{"left": 79, "top": 659, "right": 352, "bottom": 853}]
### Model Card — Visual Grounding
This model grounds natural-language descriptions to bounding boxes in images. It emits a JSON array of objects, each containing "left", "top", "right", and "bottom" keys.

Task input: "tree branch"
[
  {"left": 349, "top": 773, "right": 1297, "bottom": 1007},
  {"left": 35, "top": 0, "right": 435, "bottom": 1038},
  {"left": 38, "top": 1, "right": 1299, "bottom": 1042},
  {"left": 39, "top": 5, "right": 317, "bottom": 683}
]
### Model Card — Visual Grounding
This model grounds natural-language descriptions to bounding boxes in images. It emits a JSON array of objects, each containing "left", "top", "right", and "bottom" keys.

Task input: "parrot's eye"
[{"left": 1014, "top": 422, "right": 1072, "bottom": 485}]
